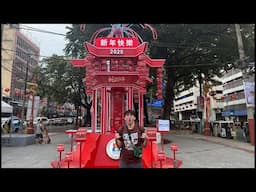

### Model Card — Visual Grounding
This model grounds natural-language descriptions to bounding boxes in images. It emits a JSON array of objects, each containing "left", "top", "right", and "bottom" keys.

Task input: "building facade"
[
  {"left": 1, "top": 24, "right": 40, "bottom": 116},
  {"left": 222, "top": 67, "right": 254, "bottom": 122},
  {"left": 174, "top": 86, "right": 199, "bottom": 120},
  {"left": 173, "top": 81, "right": 224, "bottom": 122}
]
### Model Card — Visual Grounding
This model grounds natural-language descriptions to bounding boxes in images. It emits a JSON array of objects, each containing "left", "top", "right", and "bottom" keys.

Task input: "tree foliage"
[
  {"left": 37, "top": 54, "right": 91, "bottom": 122},
  {"left": 38, "top": 24, "right": 254, "bottom": 123},
  {"left": 147, "top": 24, "right": 254, "bottom": 119}
]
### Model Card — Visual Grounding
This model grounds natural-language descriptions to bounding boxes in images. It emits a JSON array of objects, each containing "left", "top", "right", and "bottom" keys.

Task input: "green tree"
[
  {"left": 36, "top": 55, "right": 90, "bottom": 125},
  {"left": 64, "top": 24, "right": 110, "bottom": 125},
  {"left": 63, "top": 24, "right": 254, "bottom": 122},
  {"left": 148, "top": 24, "right": 254, "bottom": 119}
]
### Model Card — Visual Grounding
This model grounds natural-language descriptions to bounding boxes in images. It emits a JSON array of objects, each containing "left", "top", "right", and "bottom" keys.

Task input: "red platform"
[{"left": 51, "top": 132, "right": 182, "bottom": 168}]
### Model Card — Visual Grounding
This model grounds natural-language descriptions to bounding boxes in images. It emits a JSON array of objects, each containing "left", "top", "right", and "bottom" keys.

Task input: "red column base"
[
  {"left": 27, "top": 127, "right": 34, "bottom": 134},
  {"left": 248, "top": 119, "right": 254, "bottom": 146},
  {"left": 204, "top": 127, "right": 211, "bottom": 136}
]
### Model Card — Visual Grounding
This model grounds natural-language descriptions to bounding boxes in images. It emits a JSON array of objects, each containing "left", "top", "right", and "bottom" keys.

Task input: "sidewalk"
[{"left": 163, "top": 133, "right": 254, "bottom": 153}]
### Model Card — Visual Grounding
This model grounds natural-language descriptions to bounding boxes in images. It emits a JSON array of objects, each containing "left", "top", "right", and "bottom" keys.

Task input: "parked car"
[{"left": 67, "top": 117, "right": 74, "bottom": 124}]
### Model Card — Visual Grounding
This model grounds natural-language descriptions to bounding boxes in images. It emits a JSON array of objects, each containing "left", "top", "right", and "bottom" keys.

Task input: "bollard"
[
  {"left": 171, "top": 143, "right": 178, "bottom": 168},
  {"left": 75, "top": 129, "right": 87, "bottom": 168},
  {"left": 157, "top": 151, "right": 166, "bottom": 168},
  {"left": 65, "top": 152, "right": 73, "bottom": 168},
  {"left": 56, "top": 144, "right": 65, "bottom": 168},
  {"left": 65, "top": 129, "right": 77, "bottom": 152},
  {"left": 145, "top": 128, "right": 157, "bottom": 168}
]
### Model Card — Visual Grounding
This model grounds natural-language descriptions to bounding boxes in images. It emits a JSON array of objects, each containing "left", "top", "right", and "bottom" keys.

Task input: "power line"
[
  {"left": 165, "top": 63, "right": 224, "bottom": 68},
  {"left": 151, "top": 41, "right": 230, "bottom": 50},
  {"left": 2, "top": 48, "right": 230, "bottom": 68},
  {"left": 18, "top": 25, "right": 67, "bottom": 36},
  {"left": 1, "top": 48, "right": 70, "bottom": 60}
]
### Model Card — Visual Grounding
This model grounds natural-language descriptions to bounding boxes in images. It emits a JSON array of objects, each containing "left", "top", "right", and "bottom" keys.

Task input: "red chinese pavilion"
[
  {"left": 51, "top": 25, "right": 182, "bottom": 168},
  {"left": 71, "top": 24, "right": 165, "bottom": 133}
]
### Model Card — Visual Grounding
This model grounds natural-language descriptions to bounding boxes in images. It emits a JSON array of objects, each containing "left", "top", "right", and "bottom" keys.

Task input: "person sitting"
[{"left": 42, "top": 125, "right": 51, "bottom": 144}]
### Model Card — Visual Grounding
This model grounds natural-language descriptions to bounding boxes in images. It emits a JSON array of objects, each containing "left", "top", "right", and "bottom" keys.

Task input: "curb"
[{"left": 197, "top": 137, "right": 254, "bottom": 153}]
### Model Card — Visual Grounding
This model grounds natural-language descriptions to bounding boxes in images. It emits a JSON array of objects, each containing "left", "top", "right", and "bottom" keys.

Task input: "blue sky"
[{"left": 20, "top": 24, "right": 72, "bottom": 59}]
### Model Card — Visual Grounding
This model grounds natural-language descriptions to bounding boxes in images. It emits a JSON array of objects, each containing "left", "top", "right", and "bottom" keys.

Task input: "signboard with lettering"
[
  {"left": 146, "top": 128, "right": 157, "bottom": 141},
  {"left": 244, "top": 81, "right": 255, "bottom": 107},
  {"left": 96, "top": 75, "right": 138, "bottom": 84},
  {"left": 95, "top": 38, "right": 139, "bottom": 48},
  {"left": 157, "top": 119, "right": 170, "bottom": 133}
]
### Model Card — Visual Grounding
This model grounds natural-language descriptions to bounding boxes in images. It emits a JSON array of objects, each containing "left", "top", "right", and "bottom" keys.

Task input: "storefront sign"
[
  {"left": 157, "top": 119, "right": 170, "bottom": 133},
  {"left": 244, "top": 81, "right": 255, "bottom": 107}
]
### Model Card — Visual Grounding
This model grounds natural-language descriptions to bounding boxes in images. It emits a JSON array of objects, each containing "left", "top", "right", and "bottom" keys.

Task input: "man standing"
[{"left": 115, "top": 110, "right": 148, "bottom": 168}]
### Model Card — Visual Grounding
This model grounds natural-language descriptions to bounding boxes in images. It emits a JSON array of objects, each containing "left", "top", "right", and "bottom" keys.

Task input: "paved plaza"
[{"left": 1, "top": 130, "right": 255, "bottom": 168}]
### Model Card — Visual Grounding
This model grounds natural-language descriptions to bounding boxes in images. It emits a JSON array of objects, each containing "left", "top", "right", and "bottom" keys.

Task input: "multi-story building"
[
  {"left": 173, "top": 80, "right": 224, "bottom": 122},
  {"left": 2, "top": 24, "right": 16, "bottom": 99},
  {"left": 174, "top": 86, "right": 199, "bottom": 120},
  {"left": 1, "top": 24, "right": 40, "bottom": 116},
  {"left": 221, "top": 67, "right": 255, "bottom": 122}
]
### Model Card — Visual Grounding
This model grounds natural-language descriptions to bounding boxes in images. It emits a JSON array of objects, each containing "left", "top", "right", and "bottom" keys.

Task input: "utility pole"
[
  {"left": 235, "top": 24, "right": 255, "bottom": 146},
  {"left": 1, "top": 24, "right": 3, "bottom": 40},
  {"left": 21, "top": 59, "right": 29, "bottom": 121},
  {"left": 203, "top": 81, "right": 211, "bottom": 136},
  {"left": 198, "top": 70, "right": 203, "bottom": 134},
  {"left": 1, "top": 24, "right": 3, "bottom": 102}
]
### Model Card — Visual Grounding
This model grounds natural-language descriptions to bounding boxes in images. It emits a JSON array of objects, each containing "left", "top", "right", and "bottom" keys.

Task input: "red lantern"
[
  {"left": 4, "top": 88, "right": 10, "bottom": 92},
  {"left": 15, "top": 90, "right": 21, "bottom": 96},
  {"left": 231, "top": 95, "right": 236, "bottom": 100},
  {"left": 209, "top": 91, "right": 216, "bottom": 96},
  {"left": 25, "top": 89, "right": 31, "bottom": 95}
]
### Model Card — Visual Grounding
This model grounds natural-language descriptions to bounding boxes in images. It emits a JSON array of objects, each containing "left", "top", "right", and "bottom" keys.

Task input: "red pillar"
[
  {"left": 139, "top": 91, "right": 144, "bottom": 128},
  {"left": 92, "top": 90, "right": 96, "bottom": 133},
  {"left": 248, "top": 107, "right": 255, "bottom": 146},
  {"left": 106, "top": 88, "right": 110, "bottom": 132},
  {"left": 27, "top": 94, "right": 35, "bottom": 134},
  {"left": 101, "top": 87, "right": 107, "bottom": 134},
  {"left": 128, "top": 87, "right": 133, "bottom": 110},
  {"left": 204, "top": 96, "right": 210, "bottom": 136}
]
